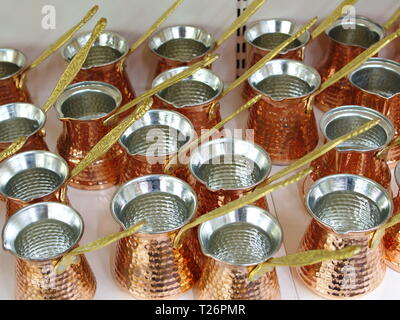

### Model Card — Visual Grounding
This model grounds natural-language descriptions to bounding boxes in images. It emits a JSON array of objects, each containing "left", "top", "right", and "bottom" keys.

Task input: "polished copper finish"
[
  {"left": 304, "top": 106, "right": 393, "bottom": 195},
  {"left": 55, "top": 82, "right": 124, "bottom": 190},
  {"left": 0, "top": 151, "right": 70, "bottom": 217},
  {"left": 152, "top": 67, "right": 224, "bottom": 135},
  {"left": 297, "top": 174, "right": 391, "bottom": 299},
  {"left": 0, "top": 48, "right": 31, "bottom": 106},
  {"left": 118, "top": 109, "right": 195, "bottom": 184},
  {"left": 62, "top": 31, "right": 135, "bottom": 107},
  {"left": 148, "top": 25, "right": 215, "bottom": 76},
  {"left": 112, "top": 175, "right": 200, "bottom": 299},
  {"left": 314, "top": 16, "right": 385, "bottom": 112},
  {"left": 349, "top": 58, "right": 400, "bottom": 165},
  {"left": 243, "top": 19, "right": 309, "bottom": 101},
  {"left": 383, "top": 164, "right": 400, "bottom": 272},
  {"left": 247, "top": 59, "right": 320, "bottom": 164}
]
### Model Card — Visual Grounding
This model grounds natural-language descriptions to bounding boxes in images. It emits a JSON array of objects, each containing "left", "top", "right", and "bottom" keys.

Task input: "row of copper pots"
[{"left": 2, "top": 168, "right": 400, "bottom": 300}]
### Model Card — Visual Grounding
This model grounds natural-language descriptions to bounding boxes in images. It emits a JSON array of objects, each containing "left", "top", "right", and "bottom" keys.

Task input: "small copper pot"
[
  {"left": 0, "top": 150, "right": 70, "bottom": 217},
  {"left": 243, "top": 19, "right": 310, "bottom": 100},
  {"left": 152, "top": 67, "right": 224, "bottom": 135},
  {"left": 2, "top": 202, "right": 96, "bottom": 300},
  {"left": 62, "top": 31, "right": 135, "bottom": 107},
  {"left": 314, "top": 16, "right": 385, "bottom": 112},
  {"left": 0, "top": 102, "right": 48, "bottom": 156},
  {"left": 118, "top": 109, "right": 195, "bottom": 184},
  {"left": 247, "top": 59, "right": 320, "bottom": 164},
  {"left": 383, "top": 163, "right": 400, "bottom": 272},
  {"left": 0, "top": 48, "right": 31, "bottom": 105},
  {"left": 55, "top": 81, "right": 124, "bottom": 190},
  {"left": 195, "top": 205, "right": 282, "bottom": 300},
  {"left": 178, "top": 138, "right": 271, "bottom": 216},
  {"left": 304, "top": 106, "right": 394, "bottom": 195},
  {"left": 148, "top": 25, "right": 215, "bottom": 76},
  {"left": 112, "top": 174, "right": 201, "bottom": 299},
  {"left": 297, "top": 174, "right": 392, "bottom": 299},
  {"left": 348, "top": 58, "right": 400, "bottom": 165}
]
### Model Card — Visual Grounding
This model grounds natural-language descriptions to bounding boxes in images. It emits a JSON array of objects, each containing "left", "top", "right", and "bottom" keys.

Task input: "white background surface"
[{"left": 0, "top": 0, "right": 399, "bottom": 300}]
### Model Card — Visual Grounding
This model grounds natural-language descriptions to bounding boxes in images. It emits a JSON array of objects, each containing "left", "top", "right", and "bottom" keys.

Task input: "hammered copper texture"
[
  {"left": 247, "top": 96, "right": 318, "bottom": 165},
  {"left": 152, "top": 95, "right": 221, "bottom": 136},
  {"left": 315, "top": 38, "right": 368, "bottom": 112},
  {"left": 195, "top": 257, "right": 280, "bottom": 300},
  {"left": 57, "top": 119, "right": 124, "bottom": 190},
  {"left": 352, "top": 87, "right": 400, "bottom": 165},
  {"left": 0, "top": 73, "right": 31, "bottom": 106},
  {"left": 297, "top": 219, "right": 386, "bottom": 299},
  {"left": 15, "top": 254, "right": 96, "bottom": 300},
  {"left": 383, "top": 192, "right": 400, "bottom": 272},
  {"left": 307, "top": 149, "right": 391, "bottom": 192},
  {"left": 113, "top": 229, "right": 201, "bottom": 299}
]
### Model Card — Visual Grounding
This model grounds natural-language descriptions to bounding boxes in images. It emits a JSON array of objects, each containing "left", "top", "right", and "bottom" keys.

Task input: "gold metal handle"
[
  {"left": 103, "top": 54, "right": 219, "bottom": 125},
  {"left": 0, "top": 18, "right": 107, "bottom": 163},
  {"left": 376, "top": 135, "right": 400, "bottom": 159},
  {"left": 126, "top": 0, "right": 185, "bottom": 56},
  {"left": 214, "top": 0, "right": 266, "bottom": 49},
  {"left": 54, "top": 221, "right": 145, "bottom": 274},
  {"left": 173, "top": 168, "right": 313, "bottom": 249},
  {"left": 68, "top": 98, "right": 153, "bottom": 181},
  {"left": 25, "top": 5, "right": 99, "bottom": 72},
  {"left": 370, "top": 214, "right": 400, "bottom": 249},
  {"left": 248, "top": 246, "right": 361, "bottom": 281},
  {"left": 220, "top": 16, "right": 318, "bottom": 100},
  {"left": 311, "top": 0, "right": 358, "bottom": 40},
  {"left": 384, "top": 7, "right": 400, "bottom": 30},
  {"left": 164, "top": 94, "right": 263, "bottom": 174},
  {"left": 306, "top": 27, "right": 400, "bottom": 113}
]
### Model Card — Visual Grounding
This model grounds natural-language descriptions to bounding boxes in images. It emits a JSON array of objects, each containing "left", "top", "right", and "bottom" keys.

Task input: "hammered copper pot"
[
  {"left": 62, "top": 31, "right": 135, "bottom": 107},
  {"left": 2, "top": 202, "right": 96, "bottom": 300},
  {"left": 243, "top": 19, "right": 310, "bottom": 100},
  {"left": 348, "top": 58, "right": 400, "bottom": 165},
  {"left": 118, "top": 109, "right": 195, "bottom": 184},
  {"left": 297, "top": 174, "right": 392, "bottom": 299},
  {"left": 178, "top": 138, "right": 271, "bottom": 216},
  {"left": 314, "top": 16, "right": 385, "bottom": 112},
  {"left": 247, "top": 59, "right": 320, "bottom": 164},
  {"left": 0, "top": 48, "right": 31, "bottom": 105},
  {"left": 55, "top": 81, "right": 124, "bottom": 190},
  {"left": 148, "top": 25, "right": 215, "bottom": 76},
  {"left": 383, "top": 163, "right": 400, "bottom": 272},
  {"left": 111, "top": 174, "right": 201, "bottom": 299},
  {"left": 152, "top": 67, "right": 224, "bottom": 135},
  {"left": 0, "top": 102, "right": 48, "bottom": 156},
  {"left": 303, "top": 106, "right": 394, "bottom": 195},
  {"left": 195, "top": 205, "right": 282, "bottom": 300},
  {"left": 0, "top": 150, "right": 69, "bottom": 217}
]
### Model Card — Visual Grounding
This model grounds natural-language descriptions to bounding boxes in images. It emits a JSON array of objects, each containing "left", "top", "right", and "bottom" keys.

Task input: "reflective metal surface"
[
  {"left": 2, "top": 202, "right": 96, "bottom": 300},
  {"left": 195, "top": 205, "right": 282, "bottom": 300},
  {"left": 112, "top": 174, "right": 200, "bottom": 299}
]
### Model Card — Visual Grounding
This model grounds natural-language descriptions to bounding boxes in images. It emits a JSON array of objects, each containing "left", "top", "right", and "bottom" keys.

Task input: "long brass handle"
[
  {"left": 24, "top": 5, "right": 99, "bottom": 73},
  {"left": 311, "top": 0, "right": 358, "bottom": 40},
  {"left": 126, "top": 0, "right": 185, "bottom": 56},
  {"left": 370, "top": 214, "right": 400, "bottom": 249},
  {"left": 306, "top": 27, "right": 400, "bottom": 113},
  {"left": 0, "top": 18, "right": 107, "bottom": 163},
  {"left": 384, "top": 7, "right": 400, "bottom": 30},
  {"left": 103, "top": 54, "right": 219, "bottom": 125}
]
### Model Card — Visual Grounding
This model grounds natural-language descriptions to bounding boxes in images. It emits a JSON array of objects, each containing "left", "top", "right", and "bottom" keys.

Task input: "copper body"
[
  {"left": 114, "top": 229, "right": 200, "bottom": 299},
  {"left": 0, "top": 129, "right": 47, "bottom": 158},
  {"left": 314, "top": 16, "right": 385, "bottom": 112},
  {"left": 195, "top": 259, "right": 280, "bottom": 300},
  {"left": 383, "top": 164, "right": 400, "bottom": 272},
  {"left": 0, "top": 48, "right": 31, "bottom": 106},
  {"left": 16, "top": 254, "right": 96, "bottom": 300},
  {"left": 55, "top": 82, "right": 124, "bottom": 190},
  {"left": 349, "top": 58, "right": 400, "bottom": 165},
  {"left": 297, "top": 219, "right": 386, "bottom": 299}
]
